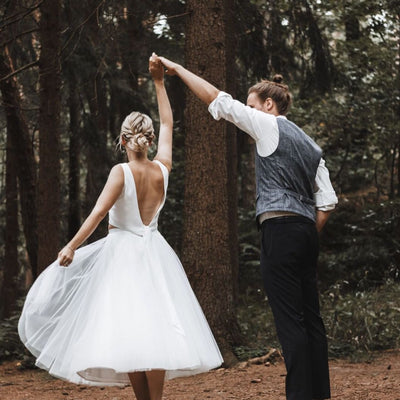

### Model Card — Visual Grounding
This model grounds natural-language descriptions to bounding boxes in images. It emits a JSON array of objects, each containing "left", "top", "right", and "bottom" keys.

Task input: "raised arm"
[
  {"left": 58, "top": 165, "right": 124, "bottom": 266},
  {"left": 158, "top": 56, "right": 220, "bottom": 105},
  {"left": 149, "top": 54, "right": 173, "bottom": 171},
  {"left": 158, "top": 56, "right": 279, "bottom": 157}
]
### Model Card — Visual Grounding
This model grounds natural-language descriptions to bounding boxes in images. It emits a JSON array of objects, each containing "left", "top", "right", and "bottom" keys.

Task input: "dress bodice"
[{"left": 108, "top": 160, "right": 169, "bottom": 236}]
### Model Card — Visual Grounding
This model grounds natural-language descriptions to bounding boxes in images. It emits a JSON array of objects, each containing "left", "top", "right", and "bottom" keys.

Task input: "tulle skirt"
[{"left": 18, "top": 228, "right": 223, "bottom": 386}]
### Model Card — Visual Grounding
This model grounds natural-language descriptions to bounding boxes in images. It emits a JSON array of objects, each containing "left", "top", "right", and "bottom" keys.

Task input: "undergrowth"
[{"left": 234, "top": 280, "right": 400, "bottom": 362}]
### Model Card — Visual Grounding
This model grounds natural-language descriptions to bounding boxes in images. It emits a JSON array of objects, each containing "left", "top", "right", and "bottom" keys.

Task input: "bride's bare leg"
[
  {"left": 145, "top": 370, "right": 166, "bottom": 400},
  {"left": 128, "top": 371, "right": 150, "bottom": 400}
]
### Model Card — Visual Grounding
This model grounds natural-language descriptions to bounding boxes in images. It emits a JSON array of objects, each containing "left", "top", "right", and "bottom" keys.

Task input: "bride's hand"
[
  {"left": 149, "top": 52, "right": 164, "bottom": 81},
  {"left": 158, "top": 56, "right": 180, "bottom": 76},
  {"left": 58, "top": 246, "right": 75, "bottom": 267}
]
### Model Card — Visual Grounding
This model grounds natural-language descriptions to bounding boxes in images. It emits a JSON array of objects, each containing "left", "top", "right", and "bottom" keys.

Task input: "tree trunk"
[
  {"left": 225, "top": 6, "right": 240, "bottom": 307},
  {"left": 37, "top": 0, "right": 61, "bottom": 272},
  {"left": 84, "top": 74, "right": 110, "bottom": 241},
  {"left": 68, "top": 70, "right": 82, "bottom": 238},
  {"left": 0, "top": 128, "right": 19, "bottom": 319},
  {"left": 82, "top": 3, "right": 110, "bottom": 241},
  {"left": 183, "top": 0, "right": 239, "bottom": 365},
  {"left": 239, "top": 135, "right": 256, "bottom": 210},
  {"left": 292, "top": 0, "right": 335, "bottom": 94},
  {"left": 0, "top": 49, "right": 38, "bottom": 279}
]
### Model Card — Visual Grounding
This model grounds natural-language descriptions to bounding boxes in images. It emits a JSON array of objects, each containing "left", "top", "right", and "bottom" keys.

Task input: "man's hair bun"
[{"left": 272, "top": 74, "right": 284, "bottom": 84}]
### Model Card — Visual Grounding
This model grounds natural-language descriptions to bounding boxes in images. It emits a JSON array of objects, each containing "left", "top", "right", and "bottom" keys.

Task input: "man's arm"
[
  {"left": 158, "top": 56, "right": 219, "bottom": 105},
  {"left": 314, "top": 158, "right": 338, "bottom": 232},
  {"left": 316, "top": 210, "right": 332, "bottom": 232},
  {"left": 158, "top": 56, "right": 279, "bottom": 157}
]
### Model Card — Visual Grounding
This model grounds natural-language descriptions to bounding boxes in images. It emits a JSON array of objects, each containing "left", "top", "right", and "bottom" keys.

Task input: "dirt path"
[{"left": 1, "top": 350, "right": 399, "bottom": 400}]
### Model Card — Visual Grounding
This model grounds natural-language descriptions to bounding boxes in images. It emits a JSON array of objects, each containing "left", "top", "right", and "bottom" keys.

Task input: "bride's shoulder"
[
  {"left": 152, "top": 159, "right": 170, "bottom": 174},
  {"left": 108, "top": 163, "right": 126, "bottom": 181}
]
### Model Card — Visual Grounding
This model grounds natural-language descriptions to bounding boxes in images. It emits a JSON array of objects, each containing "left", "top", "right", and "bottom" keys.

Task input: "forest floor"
[{"left": 0, "top": 349, "right": 399, "bottom": 400}]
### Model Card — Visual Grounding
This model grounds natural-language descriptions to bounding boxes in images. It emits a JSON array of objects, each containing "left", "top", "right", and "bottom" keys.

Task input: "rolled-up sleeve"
[
  {"left": 314, "top": 158, "right": 338, "bottom": 211},
  {"left": 208, "top": 91, "right": 279, "bottom": 157}
]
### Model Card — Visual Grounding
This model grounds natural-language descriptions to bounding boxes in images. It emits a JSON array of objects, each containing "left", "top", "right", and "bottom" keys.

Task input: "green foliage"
[
  {"left": 236, "top": 198, "right": 400, "bottom": 359},
  {"left": 235, "top": 281, "right": 400, "bottom": 361},
  {"left": 319, "top": 198, "right": 400, "bottom": 290},
  {"left": 234, "top": 291, "right": 279, "bottom": 361},
  {"left": 323, "top": 281, "right": 400, "bottom": 358},
  {"left": 0, "top": 314, "right": 26, "bottom": 362}
]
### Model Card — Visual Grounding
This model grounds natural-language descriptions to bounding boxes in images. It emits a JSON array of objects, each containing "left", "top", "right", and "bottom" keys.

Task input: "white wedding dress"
[{"left": 18, "top": 160, "right": 223, "bottom": 386}]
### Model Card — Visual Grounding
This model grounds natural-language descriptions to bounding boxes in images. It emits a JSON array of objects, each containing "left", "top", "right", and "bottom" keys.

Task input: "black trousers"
[{"left": 260, "top": 217, "right": 331, "bottom": 400}]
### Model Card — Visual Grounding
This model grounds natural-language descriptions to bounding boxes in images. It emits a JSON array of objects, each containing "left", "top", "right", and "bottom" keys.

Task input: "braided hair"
[{"left": 117, "top": 112, "right": 155, "bottom": 152}]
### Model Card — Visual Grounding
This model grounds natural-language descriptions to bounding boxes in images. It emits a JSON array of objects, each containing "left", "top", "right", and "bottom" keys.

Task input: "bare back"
[{"left": 127, "top": 160, "right": 165, "bottom": 226}]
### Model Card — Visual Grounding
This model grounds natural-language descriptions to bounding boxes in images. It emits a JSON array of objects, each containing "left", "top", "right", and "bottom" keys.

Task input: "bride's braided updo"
[{"left": 117, "top": 111, "right": 155, "bottom": 152}]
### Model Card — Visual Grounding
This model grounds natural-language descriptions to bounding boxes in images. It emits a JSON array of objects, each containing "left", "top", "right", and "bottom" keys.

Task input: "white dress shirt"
[{"left": 208, "top": 91, "right": 338, "bottom": 211}]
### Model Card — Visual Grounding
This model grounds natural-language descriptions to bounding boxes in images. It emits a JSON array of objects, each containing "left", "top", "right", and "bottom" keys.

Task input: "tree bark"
[
  {"left": 292, "top": 0, "right": 335, "bottom": 94},
  {"left": 225, "top": 5, "right": 240, "bottom": 307},
  {"left": 37, "top": 0, "right": 61, "bottom": 272},
  {"left": 0, "top": 49, "right": 38, "bottom": 279},
  {"left": 84, "top": 73, "right": 110, "bottom": 241},
  {"left": 183, "top": 0, "right": 239, "bottom": 365},
  {"left": 0, "top": 126, "right": 19, "bottom": 319},
  {"left": 67, "top": 70, "right": 82, "bottom": 238},
  {"left": 239, "top": 135, "right": 256, "bottom": 210},
  {"left": 82, "top": 1, "right": 110, "bottom": 241}
]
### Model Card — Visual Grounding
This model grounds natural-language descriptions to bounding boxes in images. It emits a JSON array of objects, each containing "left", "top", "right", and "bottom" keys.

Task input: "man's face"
[{"left": 246, "top": 92, "right": 270, "bottom": 114}]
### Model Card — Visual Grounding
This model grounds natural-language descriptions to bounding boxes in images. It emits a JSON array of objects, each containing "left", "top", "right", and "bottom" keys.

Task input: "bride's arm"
[
  {"left": 150, "top": 53, "right": 173, "bottom": 172},
  {"left": 58, "top": 165, "right": 124, "bottom": 266}
]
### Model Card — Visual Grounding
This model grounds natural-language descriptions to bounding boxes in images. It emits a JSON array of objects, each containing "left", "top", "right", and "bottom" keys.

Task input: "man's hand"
[
  {"left": 158, "top": 56, "right": 180, "bottom": 76},
  {"left": 149, "top": 52, "right": 164, "bottom": 81}
]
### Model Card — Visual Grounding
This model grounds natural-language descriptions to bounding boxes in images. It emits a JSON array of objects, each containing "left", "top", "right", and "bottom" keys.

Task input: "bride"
[{"left": 18, "top": 53, "right": 223, "bottom": 400}]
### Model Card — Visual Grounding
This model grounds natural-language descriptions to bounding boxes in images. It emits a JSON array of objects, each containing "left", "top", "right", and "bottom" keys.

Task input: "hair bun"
[
  {"left": 272, "top": 74, "right": 284, "bottom": 84},
  {"left": 118, "top": 111, "right": 155, "bottom": 153}
]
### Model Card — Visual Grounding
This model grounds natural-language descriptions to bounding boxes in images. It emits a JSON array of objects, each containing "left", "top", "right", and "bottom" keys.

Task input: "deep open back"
[{"left": 126, "top": 161, "right": 166, "bottom": 227}]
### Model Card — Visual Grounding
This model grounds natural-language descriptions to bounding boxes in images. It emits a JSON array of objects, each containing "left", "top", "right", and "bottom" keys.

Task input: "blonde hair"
[
  {"left": 117, "top": 112, "right": 155, "bottom": 152},
  {"left": 248, "top": 74, "right": 292, "bottom": 115}
]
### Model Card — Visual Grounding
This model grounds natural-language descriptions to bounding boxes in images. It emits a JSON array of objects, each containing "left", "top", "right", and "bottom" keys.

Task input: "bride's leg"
[
  {"left": 128, "top": 371, "right": 151, "bottom": 400},
  {"left": 145, "top": 370, "right": 166, "bottom": 400}
]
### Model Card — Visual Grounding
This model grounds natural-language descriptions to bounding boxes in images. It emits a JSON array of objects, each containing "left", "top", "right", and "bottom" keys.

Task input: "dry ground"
[{"left": 0, "top": 350, "right": 399, "bottom": 400}]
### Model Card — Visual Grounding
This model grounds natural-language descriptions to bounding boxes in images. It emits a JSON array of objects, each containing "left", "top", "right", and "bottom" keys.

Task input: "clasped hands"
[{"left": 149, "top": 53, "right": 179, "bottom": 79}]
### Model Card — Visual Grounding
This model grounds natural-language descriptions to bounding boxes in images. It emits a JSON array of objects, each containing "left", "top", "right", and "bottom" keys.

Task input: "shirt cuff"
[
  {"left": 314, "top": 190, "right": 338, "bottom": 211},
  {"left": 208, "top": 91, "right": 230, "bottom": 120}
]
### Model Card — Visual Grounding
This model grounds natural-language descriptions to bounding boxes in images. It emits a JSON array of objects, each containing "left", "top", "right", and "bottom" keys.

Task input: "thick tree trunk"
[
  {"left": 239, "top": 135, "right": 256, "bottom": 210},
  {"left": 37, "top": 0, "right": 61, "bottom": 272},
  {"left": 0, "top": 50, "right": 38, "bottom": 279},
  {"left": 84, "top": 74, "right": 110, "bottom": 241},
  {"left": 225, "top": 6, "right": 240, "bottom": 306},
  {"left": 183, "top": 0, "right": 239, "bottom": 365},
  {"left": 292, "top": 0, "right": 335, "bottom": 94},
  {"left": 68, "top": 71, "right": 82, "bottom": 238},
  {"left": 0, "top": 129, "right": 19, "bottom": 319},
  {"left": 82, "top": 3, "right": 110, "bottom": 241}
]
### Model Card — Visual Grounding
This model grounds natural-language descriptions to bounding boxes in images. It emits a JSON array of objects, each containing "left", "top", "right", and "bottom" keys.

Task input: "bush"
[
  {"left": 322, "top": 280, "right": 400, "bottom": 358},
  {"left": 235, "top": 281, "right": 400, "bottom": 361},
  {"left": 0, "top": 313, "right": 26, "bottom": 361}
]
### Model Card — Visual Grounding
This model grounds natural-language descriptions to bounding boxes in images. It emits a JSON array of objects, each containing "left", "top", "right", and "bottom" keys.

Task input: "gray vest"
[{"left": 255, "top": 117, "right": 322, "bottom": 222}]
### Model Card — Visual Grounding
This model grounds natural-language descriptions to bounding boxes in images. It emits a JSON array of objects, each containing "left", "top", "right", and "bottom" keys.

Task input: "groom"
[{"left": 157, "top": 54, "right": 337, "bottom": 400}]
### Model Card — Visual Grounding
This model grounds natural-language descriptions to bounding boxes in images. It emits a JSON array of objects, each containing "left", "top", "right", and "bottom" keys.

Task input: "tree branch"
[
  {"left": 0, "top": 60, "right": 39, "bottom": 82},
  {"left": 0, "top": 27, "right": 39, "bottom": 48},
  {"left": 61, "top": 0, "right": 106, "bottom": 54},
  {"left": 0, "top": 1, "right": 43, "bottom": 31}
]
